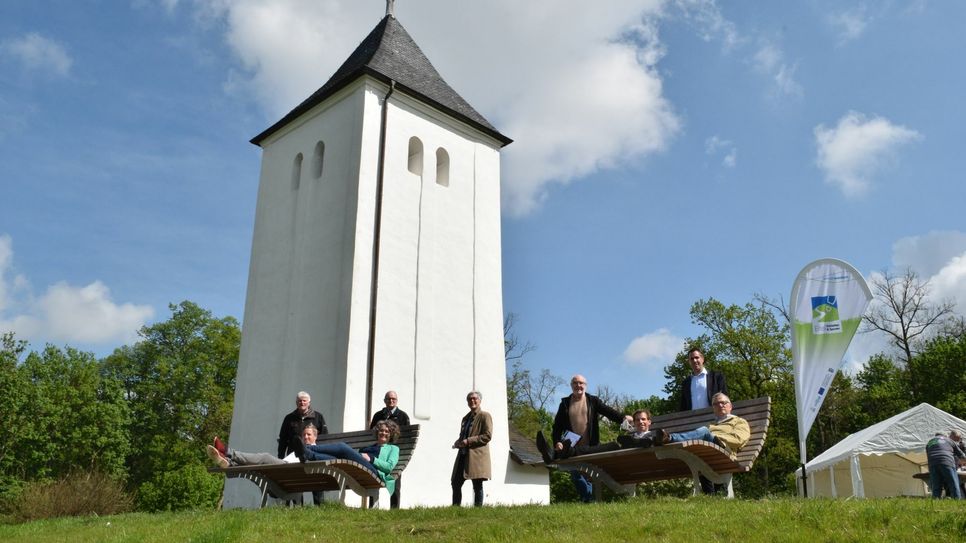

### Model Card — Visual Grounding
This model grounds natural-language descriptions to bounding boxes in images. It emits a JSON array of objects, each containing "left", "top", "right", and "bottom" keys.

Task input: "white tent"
[{"left": 796, "top": 403, "right": 966, "bottom": 498}]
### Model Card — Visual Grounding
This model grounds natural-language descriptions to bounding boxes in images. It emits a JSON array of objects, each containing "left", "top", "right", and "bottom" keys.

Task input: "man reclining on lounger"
[
  {"left": 207, "top": 422, "right": 320, "bottom": 467},
  {"left": 536, "top": 409, "right": 663, "bottom": 463},
  {"left": 662, "top": 392, "right": 750, "bottom": 459}
]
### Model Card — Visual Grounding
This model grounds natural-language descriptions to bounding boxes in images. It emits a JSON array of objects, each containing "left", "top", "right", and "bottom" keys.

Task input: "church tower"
[{"left": 224, "top": 8, "right": 548, "bottom": 507}]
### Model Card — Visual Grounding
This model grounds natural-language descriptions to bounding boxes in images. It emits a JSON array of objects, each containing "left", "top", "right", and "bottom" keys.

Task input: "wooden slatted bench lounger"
[
  {"left": 210, "top": 424, "right": 419, "bottom": 508},
  {"left": 550, "top": 397, "right": 770, "bottom": 499}
]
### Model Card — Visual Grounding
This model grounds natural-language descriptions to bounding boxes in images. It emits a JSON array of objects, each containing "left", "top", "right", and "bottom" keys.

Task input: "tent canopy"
[{"left": 796, "top": 403, "right": 965, "bottom": 498}]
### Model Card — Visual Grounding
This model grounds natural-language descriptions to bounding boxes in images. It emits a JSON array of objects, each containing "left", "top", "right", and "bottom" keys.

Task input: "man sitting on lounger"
[
  {"left": 536, "top": 409, "right": 663, "bottom": 463},
  {"left": 207, "top": 422, "right": 320, "bottom": 468},
  {"left": 663, "top": 392, "right": 750, "bottom": 460}
]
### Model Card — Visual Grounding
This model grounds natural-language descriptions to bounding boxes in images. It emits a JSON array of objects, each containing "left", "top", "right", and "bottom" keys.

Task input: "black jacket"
[
  {"left": 679, "top": 370, "right": 728, "bottom": 411},
  {"left": 369, "top": 407, "right": 411, "bottom": 428},
  {"left": 277, "top": 409, "right": 327, "bottom": 458},
  {"left": 552, "top": 393, "right": 624, "bottom": 447}
]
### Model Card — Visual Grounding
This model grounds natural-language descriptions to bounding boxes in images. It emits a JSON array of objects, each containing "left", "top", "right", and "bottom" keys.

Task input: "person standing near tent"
[
  {"left": 947, "top": 430, "right": 966, "bottom": 498},
  {"left": 925, "top": 432, "right": 964, "bottom": 499}
]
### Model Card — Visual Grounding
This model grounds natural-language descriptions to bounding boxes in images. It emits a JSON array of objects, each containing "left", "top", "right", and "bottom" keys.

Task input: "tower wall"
[{"left": 225, "top": 78, "right": 548, "bottom": 508}]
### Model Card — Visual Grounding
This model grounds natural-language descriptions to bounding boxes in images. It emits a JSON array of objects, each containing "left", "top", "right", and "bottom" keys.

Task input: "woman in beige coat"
[{"left": 451, "top": 390, "right": 492, "bottom": 506}]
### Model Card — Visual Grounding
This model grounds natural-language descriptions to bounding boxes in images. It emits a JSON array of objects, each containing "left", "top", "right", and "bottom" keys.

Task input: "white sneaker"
[{"left": 206, "top": 445, "right": 230, "bottom": 468}]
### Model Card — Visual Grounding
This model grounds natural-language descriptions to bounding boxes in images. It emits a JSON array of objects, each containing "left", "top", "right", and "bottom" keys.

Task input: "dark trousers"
[
  {"left": 451, "top": 453, "right": 484, "bottom": 506},
  {"left": 698, "top": 475, "right": 721, "bottom": 495},
  {"left": 390, "top": 475, "right": 401, "bottom": 509}
]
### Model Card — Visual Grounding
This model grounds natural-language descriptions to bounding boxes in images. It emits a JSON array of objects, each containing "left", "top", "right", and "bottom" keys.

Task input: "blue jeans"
[
  {"left": 570, "top": 471, "right": 593, "bottom": 502},
  {"left": 668, "top": 427, "right": 715, "bottom": 444},
  {"left": 929, "top": 465, "right": 962, "bottom": 499},
  {"left": 304, "top": 442, "right": 378, "bottom": 476}
]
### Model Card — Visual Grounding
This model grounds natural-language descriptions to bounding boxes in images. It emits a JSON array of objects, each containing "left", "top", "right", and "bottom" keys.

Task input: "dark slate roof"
[
  {"left": 508, "top": 423, "right": 545, "bottom": 466},
  {"left": 251, "top": 15, "right": 511, "bottom": 147}
]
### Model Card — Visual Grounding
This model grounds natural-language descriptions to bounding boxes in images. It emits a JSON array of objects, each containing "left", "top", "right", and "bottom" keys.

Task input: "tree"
[
  {"left": 863, "top": 269, "right": 955, "bottom": 367},
  {"left": 504, "top": 313, "right": 535, "bottom": 363},
  {"left": 17, "top": 345, "right": 131, "bottom": 480},
  {"left": 907, "top": 333, "right": 966, "bottom": 419},
  {"left": 853, "top": 354, "right": 912, "bottom": 426},
  {"left": 0, "top": 332, "right": 29, "bottom": 496},
  {"left": 663, "top": 298, "right": 797, "bottom": 496},
  {"left": 102, "top": 301, "right": 240, "bottom": 488},
  {"left": 683, "top": 298, "right": 792, "bottom": 401}
]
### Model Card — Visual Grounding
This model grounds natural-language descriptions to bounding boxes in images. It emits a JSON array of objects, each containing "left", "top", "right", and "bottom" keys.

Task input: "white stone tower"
[{"left": 223, "top": 11, "right": 548, "bottom": 508}]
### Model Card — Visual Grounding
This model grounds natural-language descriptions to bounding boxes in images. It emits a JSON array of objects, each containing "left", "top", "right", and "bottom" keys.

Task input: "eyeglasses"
[{"left": 712, "top": 401, "right": 731, "bottom": 406}]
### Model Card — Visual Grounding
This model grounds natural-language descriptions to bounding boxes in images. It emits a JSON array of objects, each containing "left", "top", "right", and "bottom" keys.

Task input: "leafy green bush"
[
  {"left": 137, "top": 463, "right": 222, "bottom": 512},
  {"left": 10, "top": 470, "right": 133, "bottom": 522}
]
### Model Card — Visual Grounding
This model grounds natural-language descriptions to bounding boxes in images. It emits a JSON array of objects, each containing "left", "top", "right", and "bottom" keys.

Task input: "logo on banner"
[{"left": 811, "top": 295, "right": 842, "bottom": 334}]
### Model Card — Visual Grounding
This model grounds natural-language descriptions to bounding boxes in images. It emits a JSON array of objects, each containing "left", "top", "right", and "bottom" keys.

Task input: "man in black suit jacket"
[
  {"left": 369, "top": 390, "right": 410, "bottom": 508},
  {"left": 679, "top": 348, "right": 728, "bottom": 494},
  {"left": 679, "top": 348, "right": 728, "bottom": 411}
]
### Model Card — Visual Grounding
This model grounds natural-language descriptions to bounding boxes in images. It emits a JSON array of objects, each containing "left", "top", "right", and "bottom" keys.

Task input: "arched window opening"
[
  {"left": 312, "top": 141, "right": 325, "bottom": 179},
  {"left": 292, "top": 153, "right": 303, "bottom": 191},
  {"left": 435, "top": 147, "right": 449, "bottom": 187},
  {"left": 408, "top": 137, "right": 423, "bottom": 176}
]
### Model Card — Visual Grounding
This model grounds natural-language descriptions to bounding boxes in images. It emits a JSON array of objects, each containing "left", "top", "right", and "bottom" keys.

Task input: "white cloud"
[
  {"left": 1, "top": 32, "right": 72, "bottom": 76},
  {"left": 752, "top": 42, "right": 803, "bottom": 98},
  {"left": 673, "top": 0, "right": 741, "bottom": 49},
  {"left": 187, "top": 0, "right": 692, "bottom": 217},
  {"left": 828, "top": 9, "right": 869, "bottom": 43},
  {"left": 705, "top": 135, "right": 737, "bottom": 168},
  {"left": 814, "top": 111, "right": 921, "bottom": 197},
  {"left": 0, "top": 234, "right": 153, "bottom": 346},
  {"left": 930, "top": 253, "right": 966, "bottom": 312},
  {"left": 892, "top": 231, "right": 966, "bottom": 278},
  {"left": 888, "top": 230, "right": 966, "bottom": 312},
  {"left": 623, "top": 327, "right": 685, "bottom": 366}
]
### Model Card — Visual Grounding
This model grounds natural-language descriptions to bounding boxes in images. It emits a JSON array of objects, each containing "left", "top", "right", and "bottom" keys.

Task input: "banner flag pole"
[{"left": 790, "top": 258, "right": 872, "bottom": 497}]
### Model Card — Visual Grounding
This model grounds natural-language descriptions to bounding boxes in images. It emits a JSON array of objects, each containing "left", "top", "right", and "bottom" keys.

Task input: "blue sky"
[{"left": 2, "top": 1, "right": 965, "bottom": 402}]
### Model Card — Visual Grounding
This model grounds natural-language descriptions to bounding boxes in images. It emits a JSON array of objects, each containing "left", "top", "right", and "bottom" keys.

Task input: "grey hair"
[
  {"left": 466, "top": 390, "right": 482, "bottom": 401},
  {"left": 297, "top": 391, "right": 311, "bottom": 401}
]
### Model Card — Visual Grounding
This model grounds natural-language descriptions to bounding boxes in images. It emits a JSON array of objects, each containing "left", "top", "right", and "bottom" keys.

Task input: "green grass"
[{"left": 1, "top": 498, "right": 964, "bottom": 543}]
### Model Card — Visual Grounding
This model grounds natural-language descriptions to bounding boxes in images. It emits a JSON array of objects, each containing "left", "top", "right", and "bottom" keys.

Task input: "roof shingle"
[{"left": 251, "top": 15, "right": 511, "bottom": 146}]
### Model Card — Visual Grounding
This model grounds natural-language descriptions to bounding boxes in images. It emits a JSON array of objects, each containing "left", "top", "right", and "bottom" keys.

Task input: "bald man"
[{"left": 550, "top": 374, "right": 630, "bottom": 502}]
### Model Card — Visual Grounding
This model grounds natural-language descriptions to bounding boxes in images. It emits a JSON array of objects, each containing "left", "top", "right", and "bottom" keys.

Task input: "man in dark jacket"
[
  {"left": 277, "top": 390, "right": 328, "bottom": 505},
  {"left": 679, "top": 348, "right": 728, "bottom": 411},
  {"left": 369, "top": 390, "right": 411, "bottom": 428},
  {"left": 369, "top": 390, "right": 410, "bottom": 508},
  {"left": 551, "top": 374, "right": 630, "bottom": 502},
  {"left": 278, "top": 390, "right": 328, "bottom": 457}
]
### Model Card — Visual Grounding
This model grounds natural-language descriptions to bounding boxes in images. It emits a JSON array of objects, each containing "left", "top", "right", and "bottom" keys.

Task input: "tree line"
[{"left": 1, "top": 301, "right": 239, "bottom": 512}]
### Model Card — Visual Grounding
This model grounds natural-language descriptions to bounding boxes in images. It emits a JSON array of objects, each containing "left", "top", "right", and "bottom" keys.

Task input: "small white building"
[{"left": 224, "top": 9, "right": 548, "bottom": 508}]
